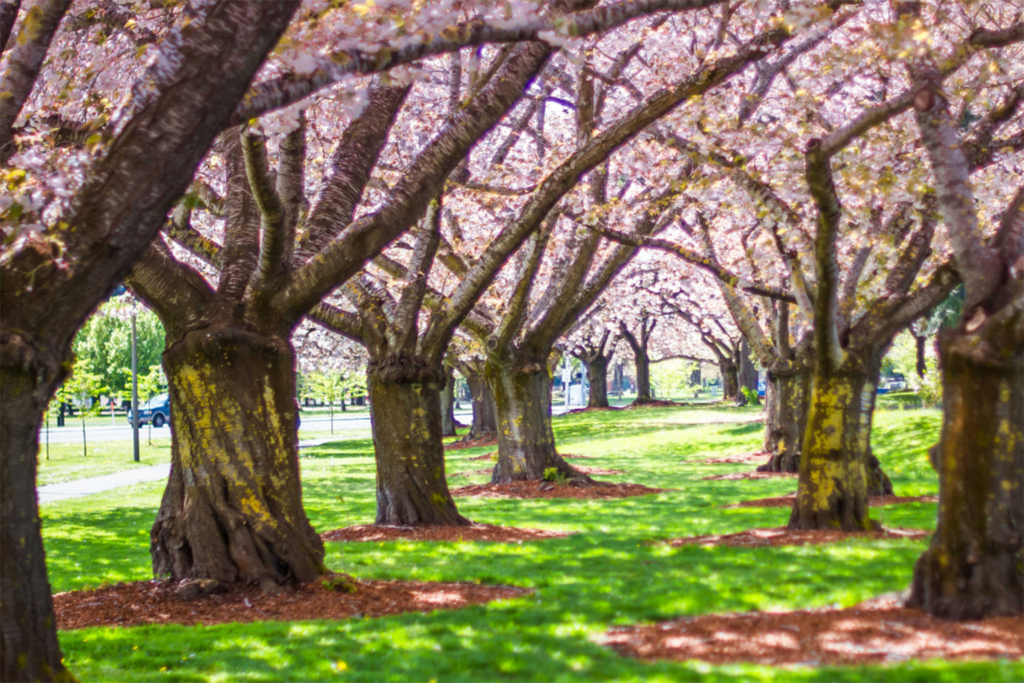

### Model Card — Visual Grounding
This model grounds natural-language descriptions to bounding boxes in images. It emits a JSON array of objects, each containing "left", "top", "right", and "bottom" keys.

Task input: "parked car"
[
  {"left": 128, "top": 393, "right": 171, "bottom": 427},
  {"left": 757, "top": 379, "right": 766, "bottom": 399}
]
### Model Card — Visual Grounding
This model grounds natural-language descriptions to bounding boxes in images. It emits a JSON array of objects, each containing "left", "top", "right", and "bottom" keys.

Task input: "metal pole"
[{"left": 131, "top": 309, "right": 140, "bottom": 462}]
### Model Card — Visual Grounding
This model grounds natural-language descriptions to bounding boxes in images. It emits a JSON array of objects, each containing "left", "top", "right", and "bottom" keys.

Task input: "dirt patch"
[
  {"left": 696, "top": 451, "right": 770, "bottom": 464},
  {"left": 54, "top": 575, "right": 526, "bottom": 631},
  {"left": 561, "top": 453, "right": 596, "bottom": 459},
  {"left": 322, "top": 523, "right": 569, "bottom": 543},
  {"left": 626, "top": 399, "right": 688, "bottom": 408},
  {"left": 452, "top": 480, "right": 666, "bottom": 500},
  {"left": 726, "top": 494, "right": 939, "bottom": 509},
  {"left": 445, "top": 435, "right": 497, "bottom": 451},
  {"left": 667, "top": 526, "right": 929, "bottom": 548},
  {"left": 601, "top": 604, "right": 1023, "bottom": 666},
  {"left": 701, "top": 471, "right": 796, "bottom": 481}
]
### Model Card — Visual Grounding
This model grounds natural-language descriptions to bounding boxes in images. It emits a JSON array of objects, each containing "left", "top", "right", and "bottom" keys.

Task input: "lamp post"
[{"left": 131, "top": 305, "right": 140, "bottom": 463}]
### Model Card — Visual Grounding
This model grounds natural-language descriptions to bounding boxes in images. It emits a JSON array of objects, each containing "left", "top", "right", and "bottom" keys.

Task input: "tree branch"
[{"left": 805, "top": 138, "right": 845, "bottom": 370}]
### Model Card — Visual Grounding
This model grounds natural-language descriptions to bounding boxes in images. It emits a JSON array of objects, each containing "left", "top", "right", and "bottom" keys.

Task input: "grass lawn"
[
  {"left": 41, "top": 404, "right": 1021, "bottom": 682},
  {"left": 37, "top": 439, "right": 172, "bottom": 487}
]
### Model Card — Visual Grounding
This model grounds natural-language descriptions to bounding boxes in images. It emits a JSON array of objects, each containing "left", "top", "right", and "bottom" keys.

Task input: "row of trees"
[{"left": 1, "top": 0, "right": 1020, "bottom": 679}]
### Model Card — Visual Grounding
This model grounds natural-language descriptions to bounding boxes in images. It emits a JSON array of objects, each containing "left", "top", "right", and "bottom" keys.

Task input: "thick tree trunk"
[
  {"left": 720, "top": 360, "right": 740, "bottom": 402},
  {"left": 788, "top": 369, "right": 875, "bottom": 531},
  {"left": 487, "top": 360, "right": 582, "bottom": 483},
  {"left": 466, "top": 373, "right": 497, "bottom": 439},
  {"left": 586, "top": 356, "right": 610, "bottom": 408},
  {"left": 633, "top": 352, "right": 652, "bottom": 402},
  {"left": 440, "top": 367, "right": 457, "bottom": 437},
  {"left": 151, "top": 326, "right": 325, "bottom": 591},
  {"left": 367, "top": 367, "right": 470, "bottom": 526},
  {"left": 761, "top": 367, "right": 810, "bottom": 473},
  {"left": 909, "top": 326, "right": 1023, "bottom": 618},
  {"left": 0, "top": 355, "right": 72, "bottom": 682}
]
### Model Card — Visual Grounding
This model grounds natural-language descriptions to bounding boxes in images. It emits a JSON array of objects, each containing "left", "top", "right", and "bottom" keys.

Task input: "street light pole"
[{"left": 131, "top": 307, "right": 140, "bottom": 463}]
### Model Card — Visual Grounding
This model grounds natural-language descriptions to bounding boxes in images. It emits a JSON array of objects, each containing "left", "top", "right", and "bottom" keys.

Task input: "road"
[{"left": 38, "top": 404, "right": 573, "bottom": 444}]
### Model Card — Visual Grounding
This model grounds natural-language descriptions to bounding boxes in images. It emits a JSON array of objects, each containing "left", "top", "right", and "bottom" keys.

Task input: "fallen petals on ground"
[
  {"left": 726, "top": 494, "right": 939, "bottom": 508},
  {"left": 667, "top": 527, "right": 930, "bottom": 548},
  {"left": 700, "top": 471, "right": 796, "bottom": 480}
]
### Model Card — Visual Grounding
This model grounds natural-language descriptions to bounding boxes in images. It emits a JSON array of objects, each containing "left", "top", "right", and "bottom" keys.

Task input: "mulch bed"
[
  {"left": 451, "top": 480, "right": 666, "bottom": 500},
  {"left": 696, "top": 451, "right": 771, "bottom": 464},
  {"left": 701, "top": 471, "right": 796, "bottom": 481},
  {"left": 445, "top": 435, "right": 498, "bottom": 451},
  {"left": 321, "top": 524, "right": 570, "bottom": 543},
  {"left": 54, "top": 575, "right": 526, "bottom": 630},
  {"left": 726, "top": 494, "right": 939, "bottom": 509},
  {"left": 666, "top": 526, "right": 930, "bottom": 548},
  {"left": 467, "top": 451, "right": 498, "bottom": 461},
  {"left": 600, "top": 601, "right": 1024, "bottom": 666},
  {"left": 449, "top": 465, "right": 622, "bottom": 478},
  {"left": 626, "top": 399, "right": 689, "bottom": 409},
  {"left": 561, "top": 453, "right": 596, "bottom": 459},
  {"left": 566, "top": 406, "right": 623, "bottom": 414}
]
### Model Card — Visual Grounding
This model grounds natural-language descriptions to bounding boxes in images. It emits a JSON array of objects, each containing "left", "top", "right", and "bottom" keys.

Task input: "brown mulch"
[
  {"left": 726, "top": 494, "right": 939, "bottom": 509},
  {"left": 666, "top": 526, "right": 930, "bottom": 548},
  {"left": 449, "top": 467, "right": 495, "bottom": 478},
  {"left": 561, "top": 453, "right": 596, "bottom": 459},
  {"left": 445, "top": 435, "right": 498, "bottom": 451},
  {"left": 600, "top": 602, "right": 1024, "bottom": 666},
  {"left": 451, "top": 480, "right": 666, "bottom": 500},
  {"left": 566, "top": 406, "right": 623, "bottom": 414},
  {"left": 696, "top": 451, "right": 771, "bottom": 464},
  {"left": 701, "top": 471, "right": 796, "bottom": 481},
  {"left": 54, "top": 575, "right": 527, "bottom": 631},
  {"left": 449, "top": 465, "right": 622, "bottom": 478},
  {"left": 467, "top": 451, "right": 498, "bottom": 461},
  {"left": 321, "top": 523, "right": 570, "bottom": 543},
  {"left": 626, "top": 399, "right": 689, "bottom": 409}
]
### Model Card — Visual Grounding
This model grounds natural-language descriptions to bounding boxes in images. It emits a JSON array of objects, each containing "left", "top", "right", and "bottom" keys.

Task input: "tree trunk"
[
  {"left": 720, "top": 360, "right": 740, "bottom": 402},
  {"left": 613, "top": 362, "right": 624, "bottom": 397},
  {"left": 633, "top": 352, "right": 652, "bottom": 403},
  {"left": 909, "top": 325, "right": 1023, "bottom": 618},
  {"left": 151, "top": 326, "right": 325, "bottom": 591},
  {"left": 367, "top": 368, "right": 470, "bottom": 526},
  {"left": 440, "top": 367, "right": 457, "bottom": 437},
  {"left": 739, "top": 338, "right": 760, "bottom": 404},
  {"left": 761, "top": 367, "right": 810, "bottom": 473},
  {"left": 0, "top": 357, "right": 72, "bottom": 682},
  {"left": 466, "top": 373, "right": 497, "bottom": 439},
  {"left": 788, "top": 369, "right": 875, "bottom": 531},
  {"left": 487, "top": 360, "right": 582, "bottom": 483},
  {"left": 586, "top": 356, "right": 609, "bottom": 408}
]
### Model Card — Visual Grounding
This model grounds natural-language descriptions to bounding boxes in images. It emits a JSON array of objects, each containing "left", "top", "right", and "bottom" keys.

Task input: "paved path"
[{"left": 38, "top": 437, "right": 349, "bottom": 504}]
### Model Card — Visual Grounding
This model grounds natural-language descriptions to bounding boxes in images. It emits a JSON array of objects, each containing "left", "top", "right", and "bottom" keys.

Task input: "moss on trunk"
[
  {"left": 788, "top": 371, "right": 874, "bottom": 531},
  {"left": 151, "top": 326, "right": 325, "bottom": 591},
  {"left": 487, "top": 359, "right": 582, "bottom": 483},
  {"left": 368, "top": 363, "right": 470, "bottom": 526},
  {"left": 909, "top": 325, "right": 1024, "bottom": 618}
]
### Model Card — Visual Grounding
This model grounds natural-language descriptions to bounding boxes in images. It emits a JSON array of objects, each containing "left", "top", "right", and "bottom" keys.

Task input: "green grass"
[
  {"left": 41, "top": 405, "right": 1021, "bottom": 682},
  {"left": 37, "top": 439, "right": 172, "bottom": 486}
]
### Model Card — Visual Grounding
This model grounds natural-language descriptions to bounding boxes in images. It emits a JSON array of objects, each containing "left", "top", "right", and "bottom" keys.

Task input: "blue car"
[
  {"left": 757, "top": 380, "right": 766, "bottom": 399},
  {"left": 128, "top": 393, "right": 171, "bottom": 427}
]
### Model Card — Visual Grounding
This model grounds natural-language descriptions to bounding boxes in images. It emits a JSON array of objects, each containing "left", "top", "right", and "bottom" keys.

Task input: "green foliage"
[
  {"left": 650, "top": 359, "right": 697, "bottom": 398},
  {"left": 72, "top": 301, "right": 165, "bottom": 398},
  {"left": 543, "top": 467, "right": 566, "bottom": 483},
  {"left": 741, "top": 386, "right": 758, "bottom": 404},
  {"left": 884, "top": 332, "right": 942, "bottom": 407},
  {"left": 323, "top": 574, "right": 358, "bottom": 593},
  {"left": 41, "top": 406, "right": 1013, "bottom": 682}
]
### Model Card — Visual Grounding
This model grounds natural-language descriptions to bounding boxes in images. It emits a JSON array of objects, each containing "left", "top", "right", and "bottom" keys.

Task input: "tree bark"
[
  {"left": 633, "top": 351, "right": 652, "bottom": 402},
  {"left": 761, "top": 366, "right": 810, "bottom": 473},
  {"left": 151, "top": 325, "right": 325, "bottom": 591},
  {"left": 440, "top": 366, "right": 457, "bottom": 437},
  {"left": 367, "top": 366, "right": 470, "bottom": 526},
  {"left": 487, "top": 359, "right": 582, "bottom": 483},
  {"left": 466, "top": 373, "right": 497, "bottom": 439},
  {"left": 909, "top": 324, "right": 1023, "bottom": 618},
  {"left": 720, "top": 359, "right": 740, "bottom": 402},
  {"left": 739, "top": 337, "right": 760, "bottom": 404},
  {"left": 788, "top": 368, "right": 875, "bottom": 531},
  {"left": 586, "top": 356, "right": 610, "bottom": 408},
  {"left": 0, "top": 353, "right": 72, "bottom": 682}
]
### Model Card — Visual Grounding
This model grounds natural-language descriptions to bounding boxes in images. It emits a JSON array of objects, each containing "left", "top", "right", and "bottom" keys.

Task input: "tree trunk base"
[
  {"left": 368, "top": 364, "right": 471, "bottom": 527},
  {"left": 151, "top": 327, "right": 325, "bottom": 588}
]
